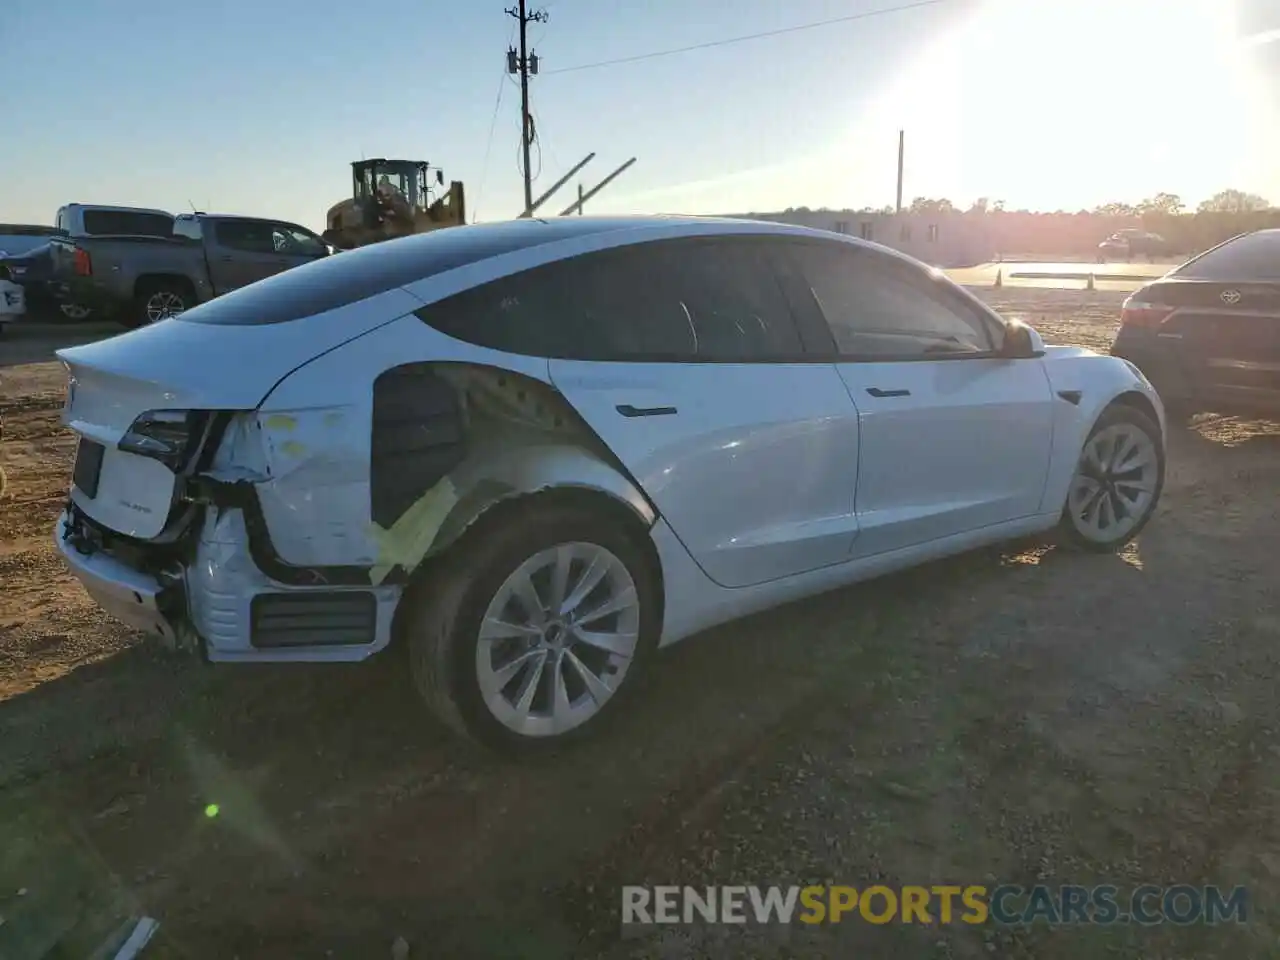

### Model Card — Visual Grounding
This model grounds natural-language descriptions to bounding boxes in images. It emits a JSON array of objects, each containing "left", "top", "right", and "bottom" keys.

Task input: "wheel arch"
[
  {"left": 391, "top": 484, "right": 665, "bottom": 650},
  {"left": 133, "top": 272, "right": 197, "bottom": 300},
  {"left": 1107, "top": 389, "right": 1163, "bottom": 440},
  {"left": 1037, "top": 353, "right": 1167, "bottom": 516}
]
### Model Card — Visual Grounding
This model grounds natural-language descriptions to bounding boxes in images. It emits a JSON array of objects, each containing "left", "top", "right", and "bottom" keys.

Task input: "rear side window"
[
  {"left": 418, "top": 238, "right": 805, "bottom": 361},
  {"left": 789, "top": 241, "right": 996, "bottom": 358},
  {"left": 1174, "top": 231, "right": 1280, "bottom": 280},
  {"left": 81, "top": 210, "right": 174, "bottom": 237}
]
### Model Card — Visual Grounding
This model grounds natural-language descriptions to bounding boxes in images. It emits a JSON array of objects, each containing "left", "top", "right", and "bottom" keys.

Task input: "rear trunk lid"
[
  {"left": 59, "top": 287, "right": 422, "bottom": 539},
  {"left": 1141, "top": 277, "right": 1280, "bottom": 315},
  {"left": 1136, "top": 277, "right": 1280, "bottom": 402}
]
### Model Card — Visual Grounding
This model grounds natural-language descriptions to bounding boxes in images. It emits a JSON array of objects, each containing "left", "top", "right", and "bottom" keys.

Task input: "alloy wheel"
[
  {"left": 59, "top": 303, "right": 92, "bottom": 320},
  {"left": 1067, "top": 422, "right": 1159, "bottom": 544},
  {"left": 475, "top": 541, "right": 641, "bottom": 738},
  {"left": 145, "top": 291, "right": 186, "bottom": 323}
]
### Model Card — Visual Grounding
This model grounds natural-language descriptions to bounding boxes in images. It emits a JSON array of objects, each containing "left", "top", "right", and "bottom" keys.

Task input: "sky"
[{"left": 1, "top": 0, "right": 1278, "bottom": 232}]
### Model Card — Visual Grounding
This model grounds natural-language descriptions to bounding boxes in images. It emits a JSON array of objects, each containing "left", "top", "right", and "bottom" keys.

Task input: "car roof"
[
  {"left": 64, "top": 204, "right": 173, "bottom": 216},
  {"left": 179, "top": 214, "right": 886, "bottom": 328},
  {"left": 385, "top": 214, "right": 891, "bottom": 254},
  {"left": 176, "top": 213, "right": 294, "bottom": 223}
]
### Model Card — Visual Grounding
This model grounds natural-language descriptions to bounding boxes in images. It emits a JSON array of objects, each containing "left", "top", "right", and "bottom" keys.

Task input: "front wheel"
[
  {"left": 406, "top": 501, "right": 659, "bottom": 752},
  {"left": 1058, "top": 405, "right": 1164, "bottom": 552}
]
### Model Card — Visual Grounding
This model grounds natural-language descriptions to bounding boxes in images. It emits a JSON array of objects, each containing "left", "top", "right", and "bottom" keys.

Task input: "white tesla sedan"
[{"left": 54, "top": 216, "right": 1165, "bottom": 750}]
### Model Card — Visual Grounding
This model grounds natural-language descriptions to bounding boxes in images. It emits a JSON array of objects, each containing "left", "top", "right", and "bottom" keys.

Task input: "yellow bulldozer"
[{"left": 322, "top": 159, "right": 466, "bottom": 250}]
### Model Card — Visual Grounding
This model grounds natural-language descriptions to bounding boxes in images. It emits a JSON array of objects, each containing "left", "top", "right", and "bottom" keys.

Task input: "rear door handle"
[
  {"left": 866, "top": 387, "right": 910, "bottom": 398},
  {"left": 616, "top": 404, "right": 678, "bottom": 418}
]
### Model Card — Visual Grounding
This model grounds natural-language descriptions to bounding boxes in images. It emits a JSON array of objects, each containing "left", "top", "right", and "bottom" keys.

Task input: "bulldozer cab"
[{"left": 353, "top": 159, "right": 444, "bottom": 221}]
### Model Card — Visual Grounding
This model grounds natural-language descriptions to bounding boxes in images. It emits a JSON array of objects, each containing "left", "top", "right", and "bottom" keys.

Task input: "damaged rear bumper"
[
  {"left": 56, "top": 511, "right": 184, "bottom": 645},
  {"left": 56, "top": 504, "right": 402, "bottom": 663}
]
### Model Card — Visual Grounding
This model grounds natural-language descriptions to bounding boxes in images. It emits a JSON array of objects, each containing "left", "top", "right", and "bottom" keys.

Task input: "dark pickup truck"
[{"left": 49, "top": 213, "right": 332, "bottom": 327}]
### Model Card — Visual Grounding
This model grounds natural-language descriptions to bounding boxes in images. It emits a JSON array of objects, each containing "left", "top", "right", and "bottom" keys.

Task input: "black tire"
[
  {"left": 126, "top": 281, "right": 191, "bottom": 329},
  {"left": 1057, "top": 404, "right": 1165, "bottom": 553},
  {"left": 405, "top": 500, "right": 660, "bottom": 753}
]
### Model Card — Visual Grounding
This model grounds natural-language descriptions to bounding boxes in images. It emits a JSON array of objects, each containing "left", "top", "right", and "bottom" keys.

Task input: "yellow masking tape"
[{"left": 367, "top": 477, "right": 459, "bottom": 586}]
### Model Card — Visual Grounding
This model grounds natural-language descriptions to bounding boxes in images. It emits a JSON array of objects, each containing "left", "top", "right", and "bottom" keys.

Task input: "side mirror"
[{"left": 999, "top": 320, "right": 1045, "bottom": 359}]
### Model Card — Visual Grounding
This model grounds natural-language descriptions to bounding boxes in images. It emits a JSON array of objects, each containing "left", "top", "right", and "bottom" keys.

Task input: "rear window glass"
[
  {"left": 179, "top": 218, "right": 631, "bottom": 326},
  {"left": 1174, "top": 231, "right": 1280, "bottom": 280},
  {"left": 81, "top": 210, "right": 174, "bottom": 237}
]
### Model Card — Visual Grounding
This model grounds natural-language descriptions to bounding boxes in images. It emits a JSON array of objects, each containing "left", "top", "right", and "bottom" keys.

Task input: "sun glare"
[{"left": 847, "top": 0, "right": 1271, "bottom": 211}]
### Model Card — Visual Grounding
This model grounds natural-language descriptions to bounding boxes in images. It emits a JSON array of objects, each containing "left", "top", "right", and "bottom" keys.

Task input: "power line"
[
  {"left": 473, "top": 22, "right": 518, "bottom": 222},
  {"left": 544, "top": 0, "right": 952, "bottom": 76},
  {"left": 472, "top": 65, "right": 508, "bottom": 222}
]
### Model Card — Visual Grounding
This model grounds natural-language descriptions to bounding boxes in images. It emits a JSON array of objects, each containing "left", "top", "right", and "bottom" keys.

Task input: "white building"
[{"left": 730, "top": 209, "right": 995, "bottom": 268}]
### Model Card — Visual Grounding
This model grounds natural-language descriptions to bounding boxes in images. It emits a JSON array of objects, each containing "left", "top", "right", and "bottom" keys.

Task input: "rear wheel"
[
  {"left": 1058, "top": 405, "right": 1164, "bottom": 552},
  {"left": 406, "top": 502, "right": 659, "bottom": 752},
  {"left": 58, "top": 303, "right": 93, "bottom": 321},
  {"left": 127, "top": 281, "right": 190, "bottom": 328}
]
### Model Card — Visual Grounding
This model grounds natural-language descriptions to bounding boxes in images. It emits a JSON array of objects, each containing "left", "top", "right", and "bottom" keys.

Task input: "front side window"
[
  {"left": 272, "top": 224, "right": 327, "bottom": 257},
  {"left": 790, "top": 242, "right": 995, "bottom": 359},
  {"left": 214, "top": 220, "right": 277, "bottom": 254},
  {"left": 419, "top": 238, "right": 805, "bottom": 362}
]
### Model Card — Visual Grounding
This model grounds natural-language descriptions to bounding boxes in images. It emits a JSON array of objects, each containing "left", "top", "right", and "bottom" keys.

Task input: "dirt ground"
[{"left": 2, "top": 291, "right": 1279, "bottom": 958}]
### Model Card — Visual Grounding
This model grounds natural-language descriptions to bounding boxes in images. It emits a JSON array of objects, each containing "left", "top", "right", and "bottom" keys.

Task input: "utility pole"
[
  {"left": 895, "top": 129, "right": 905, "bottom": 215},
  {"left": 507, "top": 1, "right": 548, "bottom": 216}
]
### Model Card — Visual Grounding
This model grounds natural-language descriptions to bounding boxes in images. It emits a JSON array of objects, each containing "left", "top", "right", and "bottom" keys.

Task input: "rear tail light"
[
  {"left": 118, "top": 409, "right": 204, "bottom": 470},
  {"left": 1119, "top": 297, "right": 1174, "bottom": 329},
  {"left": 73, "top": 247, "right": 92, "bottom": 276}
]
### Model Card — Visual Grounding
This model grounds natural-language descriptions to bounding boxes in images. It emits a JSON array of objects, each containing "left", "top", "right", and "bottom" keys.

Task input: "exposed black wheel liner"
[
  {"left": 404, "top": 501, "right": 660, "bottom": 755},
  {"left": 1057, "top": 404, "right": 1165, "bottom": 554}
]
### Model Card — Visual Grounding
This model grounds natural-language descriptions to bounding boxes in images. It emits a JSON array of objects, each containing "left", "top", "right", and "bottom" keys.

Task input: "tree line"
[{"left": 780, "top": 190, "right": 1277, "bottom": 257}]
